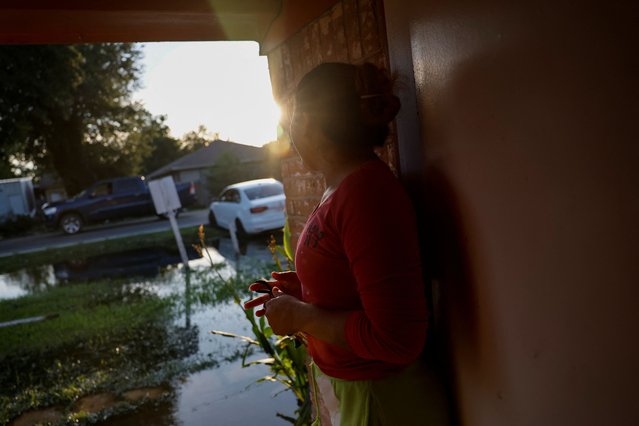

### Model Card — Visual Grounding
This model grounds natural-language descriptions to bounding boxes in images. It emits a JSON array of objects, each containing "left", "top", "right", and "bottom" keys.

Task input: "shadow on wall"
[
  {"left": 408, "top": 165, "right": 477, "bottom": 426},
  {"left": 406, "top": 1, "right": 639, "bottom": 419}
]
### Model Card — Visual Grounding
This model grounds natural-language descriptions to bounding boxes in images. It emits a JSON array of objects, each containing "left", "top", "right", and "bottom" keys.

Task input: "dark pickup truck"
[{"left": 41, "top": 176, "right": 197, "bottom": 234}]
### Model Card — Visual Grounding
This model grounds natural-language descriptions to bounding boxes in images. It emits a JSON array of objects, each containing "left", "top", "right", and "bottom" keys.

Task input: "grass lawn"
[
  {"left": 0, "top": 281, "right": 173, "bottom": 354},
  {"left": 0, "top": 274, "right": 233, "bottom": 425}
]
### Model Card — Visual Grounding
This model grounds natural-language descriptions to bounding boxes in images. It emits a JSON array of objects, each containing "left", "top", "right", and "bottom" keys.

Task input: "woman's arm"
[
  {"left": 260, "top": 287, "right": 351, "bottom": 349},
  {"left": 335, "top": 171, "right": 428, "bottom": 364}
]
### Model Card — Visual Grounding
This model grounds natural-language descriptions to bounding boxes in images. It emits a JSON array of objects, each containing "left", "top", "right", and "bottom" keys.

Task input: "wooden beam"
[{"left": 0, "top": 0, "right": 280, "bottom": 44}]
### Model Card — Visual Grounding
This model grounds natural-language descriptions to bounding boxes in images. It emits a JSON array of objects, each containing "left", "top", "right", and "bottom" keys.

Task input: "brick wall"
[{"left": 266, "top": 0, "right": 397, "bottom": 249}]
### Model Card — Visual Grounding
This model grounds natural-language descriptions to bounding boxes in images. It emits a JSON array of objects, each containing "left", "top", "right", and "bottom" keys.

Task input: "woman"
[{"left": 244, "top": 62, "right": 449, "bottom": 425}]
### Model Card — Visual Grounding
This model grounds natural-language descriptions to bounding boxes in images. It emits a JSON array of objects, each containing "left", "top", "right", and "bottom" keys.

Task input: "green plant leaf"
[
  {"left": 245, "top": 357, "right": 275, "bottom": 366},
  {"left": 283, "top": 218, "right": 294, "bottom": 262},
  {"left": 264, "top": 326, "right": 273, "bottom": 339},
  {"left": 208, "top": 330, "right": 258, "bottom": 345},
  {"left": 256, "top": 375, "right": 277, "bottom": 383}
]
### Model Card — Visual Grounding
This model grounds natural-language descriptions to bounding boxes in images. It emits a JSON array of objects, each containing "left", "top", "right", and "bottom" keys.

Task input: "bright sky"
[{"left": 134, "top": 41, "right": 280, "bottom": 147}]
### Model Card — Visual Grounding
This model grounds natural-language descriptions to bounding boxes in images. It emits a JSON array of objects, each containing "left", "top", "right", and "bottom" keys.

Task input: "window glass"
[
  {"left": 92, "top": 183, "right": 112, "bottom": 197},
  {"left": 115, "top": 179, "right": 141, "bottom": 193},
  {"left": 221, "top": 189, "right": 240, "bottom": 203},
  {"left": 244, "top": 183, "right": 284, "bottom": 200}
]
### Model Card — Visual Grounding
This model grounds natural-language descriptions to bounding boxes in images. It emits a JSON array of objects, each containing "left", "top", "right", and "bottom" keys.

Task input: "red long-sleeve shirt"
[{"left": 295, "top": 158, "right": 428, "bottom": 380}]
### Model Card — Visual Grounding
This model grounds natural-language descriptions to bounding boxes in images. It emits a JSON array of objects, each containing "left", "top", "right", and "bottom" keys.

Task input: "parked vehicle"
[
  {"left": 209, "top": 178, "right": 286, "bottom": 238},
  {"left": 0, "top": 177, "right": 37, "bottom": 223},
  {"left": 42, "top": 176, "right": 197, "bottom": 234}
]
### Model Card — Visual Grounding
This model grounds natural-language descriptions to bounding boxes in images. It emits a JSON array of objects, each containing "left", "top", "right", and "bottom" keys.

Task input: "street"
[{"left": 0, "top": 208, "right": 211, "bottom": 258}]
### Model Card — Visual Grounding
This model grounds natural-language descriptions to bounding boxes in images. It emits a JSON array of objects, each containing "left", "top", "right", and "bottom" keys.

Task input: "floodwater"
[{"left": 0, "top": 237, "right": 299, "bottom": 425}]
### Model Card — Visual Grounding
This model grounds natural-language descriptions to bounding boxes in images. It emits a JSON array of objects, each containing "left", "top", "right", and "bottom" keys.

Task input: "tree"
[
  {"left": 0, "top": 44, "right": 164, "bottom": 195},
  {"left": 141, "top": 135, "right": 182, "bottom": 176},
  {"left": 180, "top": 125, "right": 219, "bottom": 154}
]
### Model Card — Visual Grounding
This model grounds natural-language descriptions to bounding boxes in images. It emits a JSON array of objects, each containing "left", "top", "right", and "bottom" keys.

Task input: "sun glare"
[{"left": 135, "top": 41, "right": 280, "bottom": 147}]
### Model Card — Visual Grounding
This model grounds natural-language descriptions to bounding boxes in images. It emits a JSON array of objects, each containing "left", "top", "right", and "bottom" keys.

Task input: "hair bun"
[
  {"left": 355, "top": 63, "right": 400, "bottom": 127},
  {"left": 360, "top": 93, "right": 400, "bottom": 127}
]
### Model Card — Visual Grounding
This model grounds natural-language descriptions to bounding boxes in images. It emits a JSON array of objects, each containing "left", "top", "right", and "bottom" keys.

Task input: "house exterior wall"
[
  {"left": 164, "top": 161, "right": 280, "bottom": 207},
  {"left": 383, "top": 1, "right": 639, "bottom": 425},
  {"left": 177, "top": 170, "right": 201, "bottom": 185},
  {"left": 265, "top": 0, "right": 397, "bottom": 248},
  {"left": 175, "top": 170, "right": 207, "bottom": 206}
]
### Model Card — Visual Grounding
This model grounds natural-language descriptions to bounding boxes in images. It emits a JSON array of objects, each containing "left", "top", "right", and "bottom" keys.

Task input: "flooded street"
[{"left": 0, "top": 236, "right": 300, "bottom": 425}]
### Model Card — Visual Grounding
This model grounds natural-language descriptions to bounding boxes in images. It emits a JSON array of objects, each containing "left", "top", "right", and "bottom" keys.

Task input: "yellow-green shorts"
[{"left": 309, "top": 361, "right": 450, "bottom": 426}]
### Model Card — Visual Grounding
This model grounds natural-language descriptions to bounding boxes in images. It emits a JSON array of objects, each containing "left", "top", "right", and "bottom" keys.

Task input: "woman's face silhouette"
[{"left": 289, "top": 106, "right": 319, "bottom": 171}]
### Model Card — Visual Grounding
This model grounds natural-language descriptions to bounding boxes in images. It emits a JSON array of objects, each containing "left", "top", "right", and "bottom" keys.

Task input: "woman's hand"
[
  {"left": 262, "top": 287, "right": 306, "bottom": 336},
  {"left": 270, "top": 271, "right": 302, "bottom": 299},
  {"left": 244, "top": 271, "right": 302, "bottom": 318},
  {"left": 244, "top": 286, "right": 306, "bottom": 335},
  {"left": 244, "top": 271, "right": 349, "bottom": 347},
  {"left": 243, "top": 290, "right": 271, "bottom": 317}
]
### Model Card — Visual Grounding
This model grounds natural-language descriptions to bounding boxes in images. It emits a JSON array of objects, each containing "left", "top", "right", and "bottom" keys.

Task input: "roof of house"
[{"left": 147, "top": 140, "right": 265, "bottom": 179}]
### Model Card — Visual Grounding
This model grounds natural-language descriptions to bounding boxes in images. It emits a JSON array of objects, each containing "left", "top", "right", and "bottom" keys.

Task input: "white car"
[{"left": 209, "top": 178, "right": 286, "bottom": 238}]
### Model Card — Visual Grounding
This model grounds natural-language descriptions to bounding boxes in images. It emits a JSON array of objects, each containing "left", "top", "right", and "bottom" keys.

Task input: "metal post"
[
  {"left": 229, "top": 220, "right": 241, "bottom": 274},
  {"left": 168, "top": 210, "right": 190, "bottom": 270}
]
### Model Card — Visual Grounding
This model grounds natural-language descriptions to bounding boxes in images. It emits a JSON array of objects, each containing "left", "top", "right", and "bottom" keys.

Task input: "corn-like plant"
[{"left": 193, "top": 225, "right": 311, "bottom": 425}]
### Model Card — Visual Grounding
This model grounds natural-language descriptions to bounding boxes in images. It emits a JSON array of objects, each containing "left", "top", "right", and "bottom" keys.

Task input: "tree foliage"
[
  {"left": 180, "top": 125, "right": 219, "bottom": 154},
  {"left": 140, "top": 125, "right": 222, "bottom": 177},
  {"left": 140, "top": 134, "right": 182, "bottom": 176},
  {"left": 0, "top": 44, "right": 168, "bottom": 195}
]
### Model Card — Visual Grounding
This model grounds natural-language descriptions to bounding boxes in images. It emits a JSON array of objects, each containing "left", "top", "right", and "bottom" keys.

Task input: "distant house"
[
  {"left": 37, "top": 172, "right": 68, "bottom": 203},
  {"left": 147, "top": 140, "right": 278, "bottom": 206}
]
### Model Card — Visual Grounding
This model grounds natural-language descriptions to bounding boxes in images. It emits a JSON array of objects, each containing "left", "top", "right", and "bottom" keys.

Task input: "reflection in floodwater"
[
  {"left": 0, "top": 237, "right": 297, "bottom": 425},
  {"left": 53, "top": 246, "right": 201, "bottom": 282},
  {"left": 0, "top": 264, "right": 56, "bottom": 297},
  {"left": 0, "top": 235, "right": 279, "bottom": 299},
  {"left": 101, "top": 362, "right": 298, "bottom": 426},
  {"left": 99, "top": 397, "right": 177, "bottom": 426}
]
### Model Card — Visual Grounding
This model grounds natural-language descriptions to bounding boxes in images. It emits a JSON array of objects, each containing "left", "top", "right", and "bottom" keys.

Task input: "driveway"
[{"left": 0, "top": 209, "right": 210, "bottom": 258}]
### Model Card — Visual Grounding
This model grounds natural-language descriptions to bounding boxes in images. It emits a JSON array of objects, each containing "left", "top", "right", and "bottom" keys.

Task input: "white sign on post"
[
  {"left": 148, "top": 176, "right": 182, "bottom": 214},
  {"left": 149, "top": 176, "right": 189, "bottom": 269}
]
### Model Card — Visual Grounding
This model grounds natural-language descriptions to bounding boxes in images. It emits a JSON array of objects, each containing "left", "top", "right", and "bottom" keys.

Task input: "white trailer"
[{"left": 0, "top": 177, "right": 37, "bottom": 222}]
